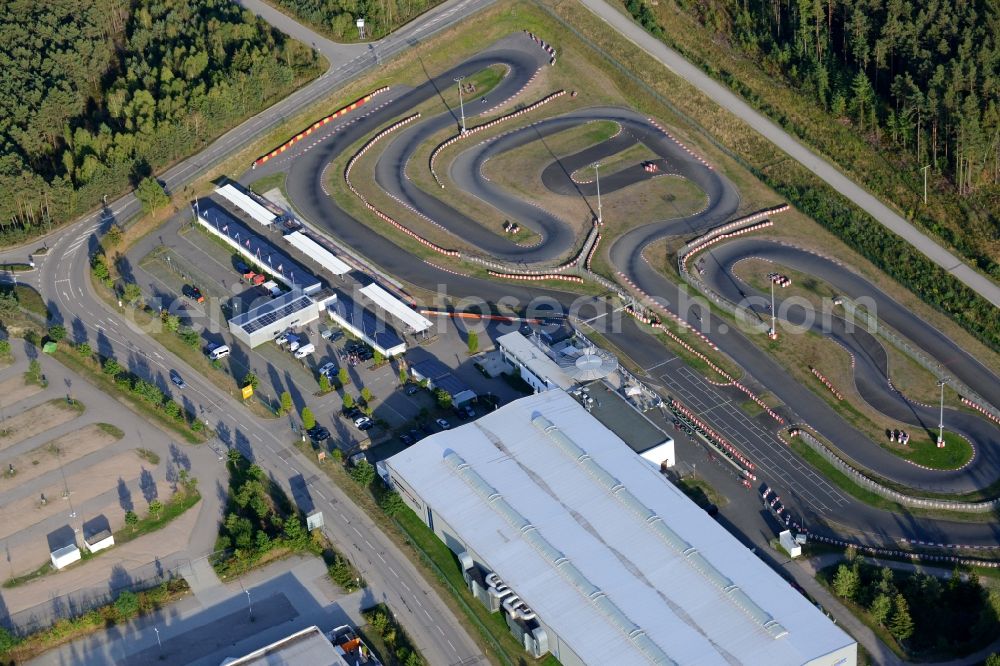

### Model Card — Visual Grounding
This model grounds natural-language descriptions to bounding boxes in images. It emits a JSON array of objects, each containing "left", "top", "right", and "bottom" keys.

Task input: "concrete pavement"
[{"left": 577, "top": 0, "right": 1000, "bottom": 308}]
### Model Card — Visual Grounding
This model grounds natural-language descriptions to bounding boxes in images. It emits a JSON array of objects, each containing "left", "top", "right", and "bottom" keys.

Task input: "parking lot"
[{"left": 129, "top": 213, "right": 530, "bottom": 457}]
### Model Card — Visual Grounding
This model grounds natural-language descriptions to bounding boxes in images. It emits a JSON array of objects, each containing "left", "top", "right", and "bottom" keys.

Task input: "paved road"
[
  {"left": 0, "top": 1, "right": 509, "bottom": 663},
  {"left": 577, "top": 0, "right": 1000, "bottom": 308},
  {"left": 264, "top": 32, "right": 1000, "bottom": 554}
]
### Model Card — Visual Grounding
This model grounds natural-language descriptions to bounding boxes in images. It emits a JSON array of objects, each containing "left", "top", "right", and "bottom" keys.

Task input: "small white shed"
[
  {"left": 50, "top": 543, "right": 82, "bottom": 569},
  {"left": 84, "top": 529, "right": 115, "bottom": 554}
]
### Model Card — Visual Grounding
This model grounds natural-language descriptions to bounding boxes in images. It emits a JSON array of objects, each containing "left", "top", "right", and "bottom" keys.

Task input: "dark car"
[
  {"left": 405, "top": 384, "right": 419, "bottom": 395},
  {"left": 308, "top": 425, "right": 330, "bottom": 442},
  {"left": 169, "top": 370, "right": 186, "bottom": 389},
  {"left": 343, "top": 406, "right": 362, "bottom": 419},
  {"left": 358, "top": 419, "right": 374, "bottom": 432},
  {"left": 409, "top": 429, "right": 423, "bottom": 442},
  {"left": 399, "top": 433, "right": 414, "bottom": 446},
  {"left": 706, "top": 503, "right": 719, "bottom": 517}
]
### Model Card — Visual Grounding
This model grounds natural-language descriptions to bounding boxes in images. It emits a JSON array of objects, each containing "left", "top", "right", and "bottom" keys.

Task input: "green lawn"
[{"left": 892, "top": 432, "right": 972, "bottom": 470}]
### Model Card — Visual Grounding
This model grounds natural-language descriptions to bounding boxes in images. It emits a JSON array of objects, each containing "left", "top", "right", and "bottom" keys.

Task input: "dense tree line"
[
  {"left": 828, "top": 557, "right": 1000, "bottom": 656},
  {"left": 683, "top": 0, "right": 1000, "bottom": 196},
  {"left": 0, "top": 0, "right": 321, "bottom": 244},
  {"left": 272, "top": 0, "right": 443, "bottom": 41}
]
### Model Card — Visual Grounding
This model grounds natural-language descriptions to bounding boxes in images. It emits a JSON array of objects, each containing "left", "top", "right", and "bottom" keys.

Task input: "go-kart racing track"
[{"left": 247, "top": 33, "right": 1000, "bottom": 554}]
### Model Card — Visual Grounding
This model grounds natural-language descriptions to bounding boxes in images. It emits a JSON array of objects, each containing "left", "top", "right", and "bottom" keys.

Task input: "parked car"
[
  {"left": 317, "top": 361, "right": 337, "bottom": 378},
  {"left": 358, "top": 419, "right": 374, "bottom": 432},
  {"left": 320, "top": 326, "right": 343, "bottom": 341},
  {"left": 459, "top": 404, "right": 475, "bottom": 419},
  {"left": 276, "top": 332, "right": 297, "bottom": 346},
  {"left": 354, "top": 416, "right": 373, "bottom": 430},
  {"left": 399, "top": 433, "right": 414, "bottom": 446},
  {"left": 405, "top": 384, "right": 419, "bottom": 395},
  {"left": 435, "top": 418, "right": 451, "bottom": 430},
  {"left": 343, "top": 406, "right": 362, "bottom": 419},
  {"left": 288, "top": 337, "right": 303, "bottom": 352},
  {"left": 308, "top": 425, "right": 330, "bottom": 442},
  {"left": 294, "top": 343, "right": 316, "bottom": 359},
  {"left": 169, "top": 370, "right": 186, "bottom": 389},
  {"left": 409, "top": 429, "right": 423, "bottom": 442}
]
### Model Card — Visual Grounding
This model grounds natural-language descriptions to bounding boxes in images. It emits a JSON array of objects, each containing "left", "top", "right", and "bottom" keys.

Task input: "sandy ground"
[
  {"left": 1, "top": 496, "right": 201, "bottom": 616},
  {"left": 0, "top": 376, "right": 45, "bottom": 409},
  {"left": 0, "top": 401, "right": 82, "bottom": 451},
  {"left": 0, "top": 424, "right": 121, "bottom": 489},
  {"left": 0, "top": 450, "right": 158, "bottom": 542}
]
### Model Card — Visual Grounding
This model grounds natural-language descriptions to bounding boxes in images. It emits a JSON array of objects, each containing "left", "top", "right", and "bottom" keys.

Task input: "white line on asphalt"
[
  {"left": 423, "top": 609, "right": 431, "bottom": 620},
  {"left": 252, "top": 433, "right": 263, "bottom": 441},
  {"left": 389, "top": 566, "right": 399, "bottom": 578},
  {"left": 352, "top": 526, "right": 362, "bottom": 536},
  {"left": 436, "top": 625, "right": 445, "bottom": 636},
  {"left": 265, "top": 444, "right": 276, "bottom": 452},
  {"left": 447, "top": 639, "right": 456, "bottom": 652},
  {"left": 316, "top": 490, "right": 326, "bottom": 500},
  {"left": 376, "top": 552, "right": 386, "bottom": 563},
  {"left": 364, "top": 539, "right": 374, "bottom": 549},
  {"left": 287, "top": 464, "right": 298, "bottom": 473},
  {"left": 339, "top": 512, "right": 348, "bottom": 522},
  {"left": 401, "top": 580, "right": 410, "bottom": 592}
]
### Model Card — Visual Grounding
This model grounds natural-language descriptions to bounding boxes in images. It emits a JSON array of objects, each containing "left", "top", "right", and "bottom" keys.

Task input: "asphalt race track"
[{"left": 249, "top": 32, "right": 1000, "bottom": 549}]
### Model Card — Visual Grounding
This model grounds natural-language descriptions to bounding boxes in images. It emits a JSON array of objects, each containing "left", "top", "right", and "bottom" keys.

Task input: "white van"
[
  {"left": 293, "top": 343, "right": 315, "bottom": 359},
  {"left": 208, "top": 344, "right": 230, "bottom": 360}
]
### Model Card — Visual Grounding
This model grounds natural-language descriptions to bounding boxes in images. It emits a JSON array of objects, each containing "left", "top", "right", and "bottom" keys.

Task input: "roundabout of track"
[{"left": 247, "top": 32, "right": 1000, "bottom": 549}]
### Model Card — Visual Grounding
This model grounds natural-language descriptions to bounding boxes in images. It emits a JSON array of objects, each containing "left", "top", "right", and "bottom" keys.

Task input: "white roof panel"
[
  {"left": 285, "top": 231, "right": 351, "bottom": 276},
  {"left": 359, "top": 283, "right": 432, "bottom": 333},
  {"left": 216, "top": 183, "right": 277, "bottom": 226},
  {"left": 387, "top": 390, "right": 855, "bottom": 666}
]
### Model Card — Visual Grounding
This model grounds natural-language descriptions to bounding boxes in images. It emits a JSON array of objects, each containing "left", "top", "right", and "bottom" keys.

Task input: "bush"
[
  {"left": 301, "top": 407, "right": 315, "bottom": 430},
  {"left": 242, "top": 371, "right": 259, "bottom": 390},
  {"left": 338, "top": 367, "right": 350, "bottom": 386},
  {"left": 467, "top": 330, "right": 478, "bottom": 354},
  {"left": 114, "top": 590, "right": 140, "bottom": 620},
  {"left": 434, "top": 388, "right": 452, "bottom": 409},
  {"left": 350, "top": 460, "right": 376, "bottom": 487},
  {"left": 361, "top": 387, "right": 373, "bottom": 403},
  {"left": 178, "top": 327, "right": 200, "bottom": 347},
  {"left": 343, "top": 393, "right": 355, "bottom": 410},
  {"left": 76, "top": 342, "right": 91, "bottom": 357},
  {"left": 399, "top": 366, "right": 408, "bottom": 384},
  {"left": 280, "top": 391, "right": 292, "bottom": 414},
  {"left": 318, "top": 374, "right": 331, "bottom": 393},
  {"left": 373, "top": 350, "right": 384, "bottom": 365},
  {"left": 122, "top": 282, "right": 142, "bottom": 306},
  {"left": 47, "top": 324, "right": 66, "bottom": 342},
  {"left": 136, "top": 177, "right": 169, "bottom": 213},
  {"left": 0, "top": 339, "right": 10, "bottom": 356},
  {"left": 378, "top": 490, "right": 405, "bottom": 516}
]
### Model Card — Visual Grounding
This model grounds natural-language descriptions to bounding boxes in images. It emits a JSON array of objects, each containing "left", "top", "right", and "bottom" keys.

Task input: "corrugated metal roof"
[
  {"left": 359, "top": 283, "right": 432, "bottom": 333},
  {"left": 497, "top": 332, "right": 574, "bottom": 389},
  {"left": 284, "top": 231, "right": 351, "bottom": 276},
  {"left": 386, "top": 390, "right": 854, "bottom": 666},
  {"left": 216, "top": 183, "right": 277, "bottom": 226}
]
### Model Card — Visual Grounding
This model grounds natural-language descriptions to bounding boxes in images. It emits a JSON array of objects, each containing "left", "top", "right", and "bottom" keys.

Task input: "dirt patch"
[
  {"left": 0, "top": 375, "right": 44, "bottom": 409},
  {"left": 0, "top": 450, "right": 158, "bottom": 542},
  {"left": 0, "top": 424, "right": 123, "bottom": 488},
  {"left": 0, "top": 400, "right": 82, "bottom": 451}
]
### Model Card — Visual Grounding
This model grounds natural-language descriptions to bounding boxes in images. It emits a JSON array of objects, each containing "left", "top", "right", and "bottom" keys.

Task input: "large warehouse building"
[{"left": 384, "top": 390, "right": 856, "bottom": 666}]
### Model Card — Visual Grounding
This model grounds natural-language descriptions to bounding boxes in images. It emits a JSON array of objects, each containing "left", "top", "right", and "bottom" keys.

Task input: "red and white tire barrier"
[
  {"left": 624, "top": 306, "right": 732, "bottom": 379},
  {"left": 344, "top": 113, "right": 459, "bottom": 257},
  {"left": 253, "top": 88, "right": 388, "bottom": 167},
  {"left": 962, "top": 397, "right": 1000, "bottom": 426},
  {"left": 680, "top": 220, "right": 775, "bottom": 272},
  {"left": 647, "top": 118, "right": 713, "bottom": 170},
  {"left": 669, "top": 398, "right": 756, "bottom": 473},
  {"left": 810, "top": 367, "right": 844, "bottom": 401},
  {"left": 585, "top": 232, "right": 602, "bottom": 270},
  {"left": 487, "top": 270, "right": 584, "bottom": 283},
  {"left": 730, "top": 381, "right": 785, "bottom": 424},
  {"left": 429, "top": 90, "right": 567, "bottom": 187},
  {"left": 523, "top": 30, "right": 557, "bottom": 65}
]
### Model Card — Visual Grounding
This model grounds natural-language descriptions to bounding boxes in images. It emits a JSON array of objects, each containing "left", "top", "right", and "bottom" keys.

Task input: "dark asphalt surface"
[{"left": 263, "top": 32, "right": 1000, "bottom": 549}]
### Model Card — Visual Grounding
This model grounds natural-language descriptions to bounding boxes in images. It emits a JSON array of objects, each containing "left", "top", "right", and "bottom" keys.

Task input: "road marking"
[
  {"left": 265, "top": 444, "right": 276, "bottom": 452},
  {"left": 364, "top": 539, "right": 374, "bottom": 549},
  {"left": 352, "top": 526, "right": 362, "bottom": 536},
  {"left": 376, "top": 552, "right": 386, "bottom": 563},
  {"left": 339, "top": 512, "right": 349, "bottom": 522},
  {"left": 447, "top": 639, "right": 456, "bottom": 652},
  {"left": 252, "top": 433, "right": 263, "bottom": 441},
  {"left": 436, "top": 625, "right": 445, "bottom": 636},
  {"left": 401, "top": 580, "right": 410, "bottom": 592},
  {"left": 389, "top": 566, "right": 399, "bottom": 578},
  {"left": 423, "top": 608, "right": 432, "bottom": 620},
  {"left": 316, "top": 490, "right": 327, "bottom": 500}
]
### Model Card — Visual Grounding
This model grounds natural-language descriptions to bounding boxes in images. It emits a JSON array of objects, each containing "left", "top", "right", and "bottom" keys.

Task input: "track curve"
[{"left": 249, "top": 32, "right": 1000, "bottom": 547}]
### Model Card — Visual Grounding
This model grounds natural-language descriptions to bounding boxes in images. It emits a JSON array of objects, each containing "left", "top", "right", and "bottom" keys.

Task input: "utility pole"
[
  {"left": 937, "top": 378, "right": 946, "bottom": 447},
  {"left": 922, "top": 165, "right": 930, "bottom": 205},
  {"left": 455, "top": 77, "right": 466, "bottom": 133},
  {"left": 594, "top": 163, "right": 602, "bottom": 225},
  {"left": 768, "top": 276, "right": 777, "bottom": 340}
]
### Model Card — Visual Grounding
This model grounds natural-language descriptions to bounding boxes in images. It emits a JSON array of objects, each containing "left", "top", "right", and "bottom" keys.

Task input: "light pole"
[
  {"left": 454, "top": 77, "right": 466, "bottom": 134},
  {"left": 937, "top": 378, "right": 946, "bottom": 447},
  {"left": 922, "top": 165, "right": 930, "bottom": 205},
  {"left": 594, "top": 163, "right": 603, "bottom": 225},
  {"left": 767, "top": 276, "right": 777, "bottom": 340}
]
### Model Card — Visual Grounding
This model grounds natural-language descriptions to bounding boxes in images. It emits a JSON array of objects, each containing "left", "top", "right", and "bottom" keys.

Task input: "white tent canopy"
[
  {"left": 284, "top": 231, "right": 351, "bottom": 276},
  {"left": 359, "top": 283, "right": 432, "bottom": 333},
  {"left": 216, "top": 183, "right": 277, "bottom": 226}
]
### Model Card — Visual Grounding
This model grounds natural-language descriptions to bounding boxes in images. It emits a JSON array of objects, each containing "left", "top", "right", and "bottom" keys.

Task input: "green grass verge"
[
  {"left": 50, "top": 347, "right": 206, "bottom": 444},
  {"left": 97, "top": 423, "right": 125, "bottom": 439},
  {"left": 134, "top": 447, "right": 160, "bottom": 464},
  {"left": 0, "top": 580, "right": 190, "bottom": 662},
  {"left": 893, "top": 432, "right": 972, "bottom": 470},
  {"left": 674, "top": 476, "right": 727, "bottom": 509}
]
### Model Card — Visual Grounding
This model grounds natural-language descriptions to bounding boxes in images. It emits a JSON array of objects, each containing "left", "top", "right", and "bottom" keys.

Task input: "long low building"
[
  {"left": 327, "top": 291, "right": 406, "bottom": 357},
  {"left": 229, "top": 290, "right": 321, "bottom": 348},
  {"left": 384, "top": 389, "right": 856, "bottom": 666},
  {"left": 197, "top": 200, "right": 320, "bottom": 294}
]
